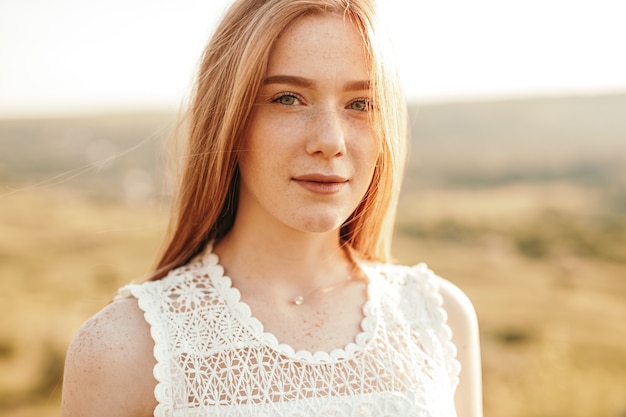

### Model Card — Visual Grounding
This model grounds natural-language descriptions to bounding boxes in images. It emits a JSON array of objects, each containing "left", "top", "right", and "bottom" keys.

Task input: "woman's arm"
[
  {"left": 61, "top": 297, "right": 157, "bottom": 417},
  {"left": 438, "top": 277, "right": 483, "bottom": 417}
]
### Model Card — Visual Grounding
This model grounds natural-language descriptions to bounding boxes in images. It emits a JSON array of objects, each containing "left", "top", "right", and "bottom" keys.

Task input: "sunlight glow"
[{"left": 1, "top": 0, "right": 625, "bottom": 117}]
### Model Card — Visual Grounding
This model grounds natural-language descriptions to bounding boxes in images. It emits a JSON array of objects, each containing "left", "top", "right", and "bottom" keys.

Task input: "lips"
[{"left": 292, "top": 174, "right": 348, "bottom": 194}]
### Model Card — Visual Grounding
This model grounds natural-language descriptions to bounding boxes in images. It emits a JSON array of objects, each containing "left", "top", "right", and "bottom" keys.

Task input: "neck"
[{"left": 213, "top": 222, "right": 352, "bottom": 296}]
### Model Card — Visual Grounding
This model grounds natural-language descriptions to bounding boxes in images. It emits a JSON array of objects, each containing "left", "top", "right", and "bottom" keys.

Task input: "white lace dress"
[{"left": 116, "top": 247, "right": 461, "bottom": 417}]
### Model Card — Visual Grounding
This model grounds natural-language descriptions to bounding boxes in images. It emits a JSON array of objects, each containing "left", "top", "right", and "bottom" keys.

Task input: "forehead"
[{"left": 266, "top": 13, "right": 369, "bottom": 79}]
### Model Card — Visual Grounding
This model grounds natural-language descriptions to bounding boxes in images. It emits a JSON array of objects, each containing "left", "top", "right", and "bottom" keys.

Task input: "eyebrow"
[
  {"left": 264, "top": 75, "right": 314, "bottom": 88},
  {"left": 263, "top": 75, "right": 370, "bottom": 91}
]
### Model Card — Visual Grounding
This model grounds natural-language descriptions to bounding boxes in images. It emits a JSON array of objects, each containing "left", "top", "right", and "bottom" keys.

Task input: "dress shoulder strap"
[
  {"left": 114, "top": 265, "right": 203, "bottom": 417},
  {"left": 372, "top": 262, "right": 462, "bottom": 392}
]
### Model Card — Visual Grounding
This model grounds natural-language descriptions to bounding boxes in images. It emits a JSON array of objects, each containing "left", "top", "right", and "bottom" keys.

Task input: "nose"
[{"left": 306, "top": 107, "right": 347, "bottom": 158}]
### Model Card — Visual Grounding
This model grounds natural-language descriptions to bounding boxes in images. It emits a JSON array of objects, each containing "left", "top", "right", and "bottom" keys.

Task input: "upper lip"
[{"left": 292, "top": 174, "right": 348, "bottom": 183}]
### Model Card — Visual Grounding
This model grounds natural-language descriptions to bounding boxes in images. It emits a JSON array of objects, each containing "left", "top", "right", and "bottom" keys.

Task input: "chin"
[{"left": 290, "top": 213, "right": 347, "bottom": 235}]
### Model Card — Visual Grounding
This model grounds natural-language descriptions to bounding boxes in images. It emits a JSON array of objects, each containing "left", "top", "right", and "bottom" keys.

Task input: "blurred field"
[{"left": 1, "top": 94, "right": 625, "bottom": 416}]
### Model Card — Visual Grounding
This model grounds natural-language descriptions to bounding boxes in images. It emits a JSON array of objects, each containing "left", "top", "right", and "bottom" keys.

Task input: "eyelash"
[
  {"left": 269, "top": 92, "right": 372, "bottom": 112},
  {"left": 269, "top": 92, "right": 304, "bottom": 106},
  {"left": 348, "top": 98, "right": 372, "bottom": 112}
]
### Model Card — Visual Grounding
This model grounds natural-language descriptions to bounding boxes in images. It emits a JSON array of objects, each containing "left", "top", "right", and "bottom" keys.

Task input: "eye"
[
  {"left": 348, "top": 98, "right": 371, "bottom": 112},
  {"left": 270, "top": 92, "right": 303, "bottom": 106}
]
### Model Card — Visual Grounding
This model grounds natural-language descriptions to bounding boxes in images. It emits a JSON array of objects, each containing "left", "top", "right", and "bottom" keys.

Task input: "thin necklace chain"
[
  {"left": 292, "top": 246, "right": 359, "bottom": 306},
  {"left": 292, "top": 274, "right": 354, "bottom": 305}
]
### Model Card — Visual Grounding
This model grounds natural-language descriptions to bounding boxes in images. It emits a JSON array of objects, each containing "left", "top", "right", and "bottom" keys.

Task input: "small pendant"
[{"left": 293, "top": 295, "right": 304, "bottom": 305}]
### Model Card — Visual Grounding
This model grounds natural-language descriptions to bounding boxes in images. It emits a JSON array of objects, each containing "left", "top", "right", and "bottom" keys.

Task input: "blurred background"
[{"left": 1, "top": 1, "right": 625, "bottom": 416}]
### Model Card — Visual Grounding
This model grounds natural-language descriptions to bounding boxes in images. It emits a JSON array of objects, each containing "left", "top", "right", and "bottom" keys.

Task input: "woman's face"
[{"left": 236, "top": 13, "right": 379, "bottom": 236}]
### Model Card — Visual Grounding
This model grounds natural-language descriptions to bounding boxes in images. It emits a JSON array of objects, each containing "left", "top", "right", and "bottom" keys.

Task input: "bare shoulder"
[
  {"left": 436, "top": 276, "right": 479, "bottom": 335},
  {"left": 61, "top": 296, "right": 157, "bottom": 417},
  {"left": 435, "top": 276, "right": 483, "bottom": 417}
]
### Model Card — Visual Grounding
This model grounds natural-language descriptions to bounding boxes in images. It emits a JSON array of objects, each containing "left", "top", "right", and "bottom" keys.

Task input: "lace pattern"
[{"left": 116, "top": 248, "right": 460, "bottom": 417}]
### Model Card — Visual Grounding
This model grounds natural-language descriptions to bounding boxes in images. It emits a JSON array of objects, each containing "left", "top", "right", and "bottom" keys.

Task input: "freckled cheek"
[
  {"left": 250, "top": 113, "right": 310, "bottom": 149},
  {"left": 240, "top": 141, "right": 293, "bottom": 185},
  {"left": 348, "top": 128, "right": 379, "bottom": 165}
]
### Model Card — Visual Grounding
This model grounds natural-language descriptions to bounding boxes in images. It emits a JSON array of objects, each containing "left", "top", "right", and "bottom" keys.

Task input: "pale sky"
[{"left": 1, "top": 0, "right": 625, "bottom": 118}]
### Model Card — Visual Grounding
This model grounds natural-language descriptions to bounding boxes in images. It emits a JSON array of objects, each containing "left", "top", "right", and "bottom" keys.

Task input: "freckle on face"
[{"left": 235, "top": 14, "right": 378, "bottom": 236}]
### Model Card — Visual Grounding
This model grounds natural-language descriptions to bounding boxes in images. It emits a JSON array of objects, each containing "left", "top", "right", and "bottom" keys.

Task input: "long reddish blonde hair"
[{"left": 152, "top": 0, "right": 407, "bottom": 280}]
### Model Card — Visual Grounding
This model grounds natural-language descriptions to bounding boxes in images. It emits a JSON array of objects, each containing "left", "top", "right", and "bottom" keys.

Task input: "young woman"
[{"left": 61, "top": 0, "right": 482, "bottom": 416}]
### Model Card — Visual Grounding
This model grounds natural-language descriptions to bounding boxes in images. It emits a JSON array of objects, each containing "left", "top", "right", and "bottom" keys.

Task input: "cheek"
[
  {"left": 357, "top": 134, "right": 381, "bottom": 174},
  {"left": 238, "top": 137, "right": 287, "bottom": 189},
  {"left": 356, "top": 138, "right": 382, "bottom": 198},
  {"left": 243, "top": 112, "right": 303, "bottom": 159},
  {"left": 239, "top": 119, "right": 273, "bottom": 177},
  {"left": 238, "top": 150, "right": 272, "bottom": 186}
]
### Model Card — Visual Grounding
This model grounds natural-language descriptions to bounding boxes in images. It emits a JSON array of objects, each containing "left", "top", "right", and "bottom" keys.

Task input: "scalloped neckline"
[{"left": 201, "top": 248, "right": 380, "bottom": 364}]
